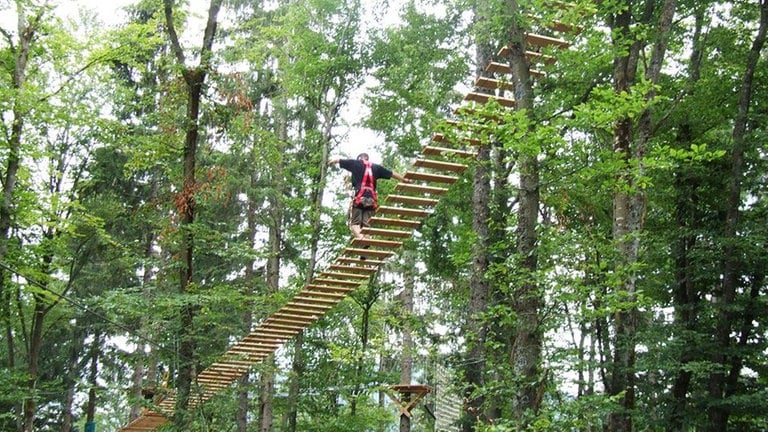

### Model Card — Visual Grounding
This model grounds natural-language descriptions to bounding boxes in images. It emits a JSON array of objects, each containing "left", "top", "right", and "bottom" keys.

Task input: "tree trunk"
[
  {"left": 503, "top": 1, "right": 544, "bottom": 425},
  {"left": 399, "top": 251, "right": 415, "bottom": 432},
  {"left": 461, "top": 7, "right": 495, "bottom": 428},
  {"left": 707, "top": 2, "right": 767, "bottom": 430},
  {"left": 162, "top": 1, "right": 222, "bottom": 426}
]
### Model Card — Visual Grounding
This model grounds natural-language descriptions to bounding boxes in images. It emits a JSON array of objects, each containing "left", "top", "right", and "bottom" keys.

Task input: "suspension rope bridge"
[{"left": 119, "top": 10, "right": 580, "bottom": 432}]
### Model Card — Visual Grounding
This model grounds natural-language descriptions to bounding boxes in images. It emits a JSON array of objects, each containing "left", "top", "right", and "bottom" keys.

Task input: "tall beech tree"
[{"left": 160, "top": 0, "right": 222, "bottom": 425}]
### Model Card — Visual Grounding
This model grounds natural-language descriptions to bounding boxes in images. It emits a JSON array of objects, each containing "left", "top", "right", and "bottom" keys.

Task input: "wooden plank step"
[
  {"left": 361, "top": 227, "right": 412, "bottom": 238},
  {"left": 295, "top": 289, "right": 352, "bottom": 299},
  {"left": 281, "top": 305, "right": 332, "bottom": 316},
  {"left": 293, "top": 295, "right": 342, "bottom": 305},
  {"left": 525, "top": 32, "right": 570, "bottom": 48},
  {"left": 483, "top": 63, "right": 546, "bottom": 78},
  {"left": 496, "top": 46, "right": 557, "bottom": 64},
  {"left": 329, "top": 264, "right": 379, "bottom": 274},
  {"left": 475, "top": 75, "right": 513, "bottom": 91},
  {"left": 260, "top": 321, "right": 308, "bottom": 331},
  {"left": 421, "top": 145, "right": 476, "bottom": 159},
  {"left": 319, "top": 270, "right": 371, "bottom": 280},
  {"left": 242, "top": 333, "right": 292, "bottom": 342},
  {"left": 250, "top": 326, "right": 299, "bottom": 336},
  {"left": 376, "top": 206, "right": 431, "bottom": 218},
  {"left": 369, "top": 216, "right": 422, "bottom": 229},
  {"left": 432, "top": 132, "right": 482, "bottom": 147},
  {"left": 464, "top": 92, "right": 516, "bottom": 108},
  {"left": 351, "top": 237, "right": 403, "bottom": 248},
  {"left": 395, "top": 182, "right": 449, "bottom": 196},
  {"left": 311, "top": 277, "right": 362, "bottom": 287},
  {"left": 413, "top": 158, "right": 467, "bottom": 173},
  {"left": 334, "top": 256, "right": 386, "bottom": 266},
  {"left": 210, "top": 359, "right": 254, "bottom": 369},
  {"left": 263, "top": 316, "right": 316, "bottom": 327},
  {"left": 270, "top": 311, "right": 322, "bottom": 321},
  {"left": 405, "top": 171, "right": 459, "bottom": 184},
  {"left": 283, "top": 302, "right": 334, "bottom": 312},
  {"left": 342, "top": 247, "right": 395, "bottom": 259},
  {"left": 385, "top": 194, "right": 440, "bottom": 207},
  {"left": 305, "top": 283, "right": 357, "bottom": 293}
]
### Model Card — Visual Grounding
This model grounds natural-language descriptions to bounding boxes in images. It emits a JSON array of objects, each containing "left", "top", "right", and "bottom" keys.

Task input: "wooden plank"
[
  {"left": 385, "top": 194, "right": 440, "bottom": 207},
  {"left": 351, "top": 237, "right": 403, "bottom": 249},
  {"left": 334, "top": 256, "right": 386, "bottom": 266},
  {"left": 525, "top": 32, "right": 570, "bottom": 48},
  {"left": 368, "top": 216, "right": 422, "bottom": 229},
  {"left": 311, "top": 277, "right": 361, "bottom": 287},
  {"left": 395, "top": 182, "right": 449, "bottom": 195},
  {"left": 319, "top": 270, "right": 371, "bottom": 280},
  {"left": 305, "top": 283, "right": 357, "bottom": 293},
  {"left": 464, "top": 92, "right": 516, "bottom": 108},
  {"left": 421, "top": 145, "right": 476, "bottom": 159},
  {"left": 432, "top": 132, "right": 482, "bottom": 147},
  {"left": 329, "top": 264, "right": 379, "bottom": 274},
  {"left": 294, "top": 289, "right": 349, "bottom": 299},
  {"left": 361, "top": 227, "right": 413, "bottom": 238},
  {"left": 496, "top": 46, "right": 557, "bottom": 64},
  {"left": 483, "top": 63, "right": 545, "bottom": 78},
  {"left": 293, "top": 295, "right": 343, "bottom": 305},
  {"left": 342, "top": 247, "right": 396, "bottom": 259},
  {"left": 376, "top": 206, "right": 431, "bottom": 218},
  {"left": 413, "top": 158, "right": 467, "bottom": 173}
]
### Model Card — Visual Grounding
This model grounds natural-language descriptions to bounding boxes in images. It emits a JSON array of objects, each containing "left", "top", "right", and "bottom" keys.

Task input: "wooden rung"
[
  {"left": 343, "top": 247, "right": 395, "bottom": 259},
  {"left": 376, "top": 206, "right": 431, "bottom": 218},
  {"left": 319, "top": 271, "right": 371, "bottom": 280},
  {"left": 413, "top": 158, "right": 467, "bottom": 173},
  {"left": 475, "top": 75, "right": 514, "bottom": 90},
  {"left": 404, "top": 171, "right": 458, "bottom": 184},
  {"left": 268, "top": 311, "right": 318, "bottom": 322},
  {"left": 242, "top": 333, "right": 291, "bottom": 342},
  {"left": 464, "top": 92, "right": 516, "bottom": 108},
  {"left": 329, "top": 264, "right": 379, "bottom": 274},
  {"left": 421, "top": 145, "right": 476, "bottom": 159},
  {"left": 483, "top": 63, "right": 546, "bottom": 78},
  {"left": 385, "top": 194, "right": 440, "bottom": 207},
  {"left": 197, "top": 369, "right": 242, "bottom": 379},
  {"left": 263, "top": 316, "right": 314, "bottom": 327},
  {"left": 369, "top": 216, "right": 421, "bottom": 229},
  {"left": 293, "top": 295, "right": 343, "bottom": 305},
  {"left": 432, "top": 133, "right": 482, "bottom": 147},
  {"left": 250, "top": 326, "right": 300, "bottom": 336},
  {"left": 496, "top": 46, "right": 557, "bottom": 64},
  {"left": 334, "top": 256, "right": 386, "bottom": 266},
  {"left": 395, "top": 182, "right": 449, "bottom": 195},
  {"left": 210, "top": 359, "right": 254, "bottom": 368},
  {"left": 361, "top": 227, "right": 412, "bottom": 238},
  {"left": 270, "top": 311, "right": 322, "bottom": 320},
  {"left": 283, "top": 302, "right": 334, "bottom": 312},
  {"left": 311, "top": 277, "right": 362, "bottom": 287},
  {"left": 296, "top": 289, "right": 348, "bottom": 300},
  {"left": 306, "top": 283, "right": 357, "bottom": 293},
  {"left": 352, "top": 237, "right": 403, "bottom": 248},
  {"left": 525, "top": 32, "right": 570, "bottom": 48},
  {"left": 281, "top": 306, "right": 331, "bottom": 316},
  {"left": 260, "top": 321, "right": 308, "bottom": 331}
]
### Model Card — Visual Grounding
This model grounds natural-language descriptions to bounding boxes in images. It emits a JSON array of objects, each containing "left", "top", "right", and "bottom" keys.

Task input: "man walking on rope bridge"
[{"left": 328, "top": 153, "right": 410, "bottom": 240}]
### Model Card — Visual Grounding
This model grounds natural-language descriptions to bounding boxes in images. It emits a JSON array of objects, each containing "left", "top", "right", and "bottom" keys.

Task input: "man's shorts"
[{"left": 349, "top": 204, "right": 376, "bottom": 227}]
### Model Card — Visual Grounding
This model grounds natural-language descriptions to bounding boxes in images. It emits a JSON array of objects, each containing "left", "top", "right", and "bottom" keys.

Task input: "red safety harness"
[{"left": 353, "top": 160, "right": 378, "bottom": 209}]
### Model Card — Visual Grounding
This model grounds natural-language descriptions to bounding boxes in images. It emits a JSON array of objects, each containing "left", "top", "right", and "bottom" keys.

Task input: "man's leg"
[{"left": 349, "top": 206, "right": 365, "bottom": 239}]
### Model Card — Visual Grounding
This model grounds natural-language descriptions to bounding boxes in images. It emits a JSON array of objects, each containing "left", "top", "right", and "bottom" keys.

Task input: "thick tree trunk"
[
  {"left": 461, "top": 7, "right": 495, "bottom": 428},
  {"left": 162, "top": 1, "right": 221, "bottom": 426},
  {"left": 707, "top": 2, "right": 767, "bottom": 430},
  {"left": 505, "top": 0, "right": 543, "bottom": 425}
]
